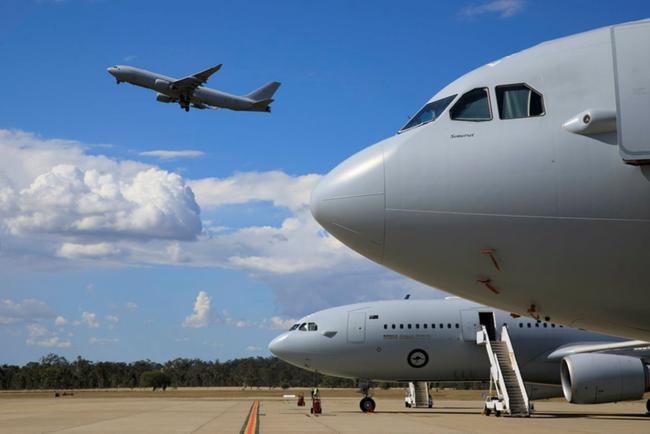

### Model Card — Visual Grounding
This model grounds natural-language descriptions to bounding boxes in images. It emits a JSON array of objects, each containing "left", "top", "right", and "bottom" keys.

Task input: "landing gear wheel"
[
  {"left": 646, "top": 398, "right": 650, "bottom": 414},
  {"left": 360, "top": 397, "right": 376, "bottom": 413},
  {"left": 495, "top": 410, "right": 502, "bottom": 417},
  {"left": 184, "top": 106, "right": 189, "bottom": 112},
  {"left": 116, "top": 79, "right": 120, "bottom": 84}
]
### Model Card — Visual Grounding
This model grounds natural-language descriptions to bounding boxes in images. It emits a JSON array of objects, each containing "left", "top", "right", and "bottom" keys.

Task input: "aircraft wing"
[
  {"left": 546, "top": 340, "right": 649, "bottom": 361},
  {"left": 172, "top": 64, "right": 222, "bottom": 94}
]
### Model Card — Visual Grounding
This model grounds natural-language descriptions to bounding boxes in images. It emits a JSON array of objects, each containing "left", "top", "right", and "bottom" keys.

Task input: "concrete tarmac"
[{"left": 1, "top": 396, "right": 649, "bottom": 434}]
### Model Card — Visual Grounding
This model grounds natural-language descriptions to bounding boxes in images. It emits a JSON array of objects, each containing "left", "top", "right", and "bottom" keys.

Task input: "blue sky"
[{"left": 1, "top": 0, "right": 649, "bottom": 364}]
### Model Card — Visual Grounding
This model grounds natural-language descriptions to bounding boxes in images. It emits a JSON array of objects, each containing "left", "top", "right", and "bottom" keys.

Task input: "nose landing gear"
[
  {"left": 359, "top": 396, "right": 376, "bottom": 413},
  {"left": 358, "top": 381, "right": 376, "bottom": 413}
]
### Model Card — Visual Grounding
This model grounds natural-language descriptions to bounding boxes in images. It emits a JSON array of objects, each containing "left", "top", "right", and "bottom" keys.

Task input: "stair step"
[{"left": 484, "top": 328, "right": 530, "bottom": 416}]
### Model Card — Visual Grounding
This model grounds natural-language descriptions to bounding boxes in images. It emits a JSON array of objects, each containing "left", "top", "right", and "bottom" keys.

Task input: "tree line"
[{"left": 0, "top": 354, "right": 356, "bottom": 390}]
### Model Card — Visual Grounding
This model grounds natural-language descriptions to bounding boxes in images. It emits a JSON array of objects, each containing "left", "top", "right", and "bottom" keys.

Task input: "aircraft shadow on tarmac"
[
  {"left": 333, "top": 409, "right": 650, "bottom": 420},
  {"left": 532, "top": 412, "right": 650, "bottom": 421}
]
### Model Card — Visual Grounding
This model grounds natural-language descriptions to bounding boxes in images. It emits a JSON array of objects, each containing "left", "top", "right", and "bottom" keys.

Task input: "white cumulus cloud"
[
  {"left": 54, "top": 315, "right": 68, "bottom": 327},
  {"left": 183, "top": 291, "right": 211, "bottom": 328},
  {"left": 263, "top": 316, "right": 296, "bottom": 330},
  {"left": 0, "top": 130, "right": 202, "bottom": 259},
  {"left": 81, "top": 311, "right": 99, "bottom": 328},
  {"left": 139, "top": 150, "right": 205, "bottom": 159},
  {"left": 461, "top": 0, "right": 524, "bottom": 18},
  {"left": 0, "top": 298, "right": 55, "bottom": 325},
  {"left": 57, "top": 242, "right": 121, "bottom": 259},
  {"left": 188, "top": 171, "right": 321, "bottom": 212},
  {"left": 26, "top": 323, "right": 71, "bottom": 348}
]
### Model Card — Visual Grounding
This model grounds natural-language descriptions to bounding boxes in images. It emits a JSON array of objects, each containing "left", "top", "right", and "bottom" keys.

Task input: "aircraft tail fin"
[{"left": 246, "top": 81, "right": 281, "bottom": 102}]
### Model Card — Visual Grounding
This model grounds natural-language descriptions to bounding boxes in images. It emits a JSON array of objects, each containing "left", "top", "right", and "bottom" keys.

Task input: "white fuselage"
[
  {"left": 310, "top": 20, "right": 650, "bottom": 341},
  {"left": 269, "top": 299, "right": 640, "bottom": 387}
]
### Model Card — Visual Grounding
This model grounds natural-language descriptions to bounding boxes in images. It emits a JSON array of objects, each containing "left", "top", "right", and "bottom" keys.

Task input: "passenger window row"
[
  {"left": 518, "top": 321, "right": 563, "bottom": 329},
  {"left": 401, "top": 83, "right": 545, "bottom": 131},
  {"left": 383, "top": 323, "right": 460, "bottom": 330}
]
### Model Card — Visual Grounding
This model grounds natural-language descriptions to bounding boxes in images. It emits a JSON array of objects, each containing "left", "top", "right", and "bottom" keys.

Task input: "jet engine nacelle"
[
  {"left": 155, "top": 93, "right": 175, "bottom": 103},
  {"left": 561, "top": 353, "right": 649, "bottom": 404},
  {"left": 153, "top": 79, "right": 172, "bottom": 92}
]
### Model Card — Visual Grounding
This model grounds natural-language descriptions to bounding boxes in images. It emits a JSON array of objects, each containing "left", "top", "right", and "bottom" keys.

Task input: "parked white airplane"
[
  {"left": 269, "top": 298, "right": 650, "bottom": 414},
  {"left": 310, "top": 20, "right": 650, "bottom": 342}
]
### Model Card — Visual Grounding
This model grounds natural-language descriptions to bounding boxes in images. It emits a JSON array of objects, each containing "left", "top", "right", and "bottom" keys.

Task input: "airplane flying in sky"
[
  {"left": 107, "top": 64, "right": 281, "bottom": 112},
  {"left": 310, "top": 19, "right": 650, "bottom": 342},
  {"left": 269, "top": 298, "right": 650, "bottom": 414}
]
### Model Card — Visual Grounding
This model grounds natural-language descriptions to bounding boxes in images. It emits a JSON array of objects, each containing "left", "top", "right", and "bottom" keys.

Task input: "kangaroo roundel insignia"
[{"left": 407, "top": 349, "right": 429, "bottom": 368}]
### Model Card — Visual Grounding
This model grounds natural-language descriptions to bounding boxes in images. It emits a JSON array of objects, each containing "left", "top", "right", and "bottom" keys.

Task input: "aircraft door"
[
  {"left": 460, "top": 310, "right": 479, "bottom": 341},
  {"left": 613, "top": 21, "right": 650, "bottom": 163},
  {"left": 478, "top": 312, "right": 497, "bottom": 341},
  {"left": 347, "top": 311, "right": 366, "bottom": 343}
]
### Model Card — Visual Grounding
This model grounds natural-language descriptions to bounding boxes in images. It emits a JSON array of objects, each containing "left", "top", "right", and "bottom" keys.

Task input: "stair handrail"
[
  {"left": 478, "top": 326, "right": 510, "bottom": 412},
  {"left": 501, "top": 325, "right": 530, "bottom": 414},
  {"left": 493, "top": 349, "right": 510, "bottom": 413}
]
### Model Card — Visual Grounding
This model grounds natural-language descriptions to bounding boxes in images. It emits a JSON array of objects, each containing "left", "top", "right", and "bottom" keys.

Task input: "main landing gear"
[
  {"left": 178, "top": 95, "right": 190, "bottom": 112},
  {"left": 646, "top": 398, "right": 650, "bottom": 414},
  {"left": 358, "top": 381, "right": 376, "bottom": 413}
]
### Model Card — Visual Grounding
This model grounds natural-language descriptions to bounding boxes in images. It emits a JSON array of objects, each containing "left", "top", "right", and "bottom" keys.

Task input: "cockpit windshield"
[
  {"left": 400, "top": 95, "right": 456, "bottom": 132},
  {"left": 291, "top": 322, "right": 318, "bottom": 331}
]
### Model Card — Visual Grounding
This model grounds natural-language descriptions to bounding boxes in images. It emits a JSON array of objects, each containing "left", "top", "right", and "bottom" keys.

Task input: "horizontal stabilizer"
[
  {"left": 246, "top": 81, "right": 281, "bottom": 102},
  {"left": 251, "top": 98, "right": 274, "bottom": 112}
]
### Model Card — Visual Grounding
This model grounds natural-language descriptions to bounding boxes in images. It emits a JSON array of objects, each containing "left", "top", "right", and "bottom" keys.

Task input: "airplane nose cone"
[
  {"left": 311, "top": 141, "right": 385, "bottom": 263},
  {"left": 106, "top": 67, "right": 116, "bottom": 76},
  {"left": 268, "top": 333, "right": 290, "bottom": 359}
]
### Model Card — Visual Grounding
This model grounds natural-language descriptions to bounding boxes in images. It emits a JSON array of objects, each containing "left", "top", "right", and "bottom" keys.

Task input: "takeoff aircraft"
[
  {"left": 310, "top": 20, "right": 650, "bottom": 342},
  {"left": 107, "top": 64, "right": 280, "bottom": 112},
  {"left": 269, "top": 298, "right": 650, "bottom": 413}
]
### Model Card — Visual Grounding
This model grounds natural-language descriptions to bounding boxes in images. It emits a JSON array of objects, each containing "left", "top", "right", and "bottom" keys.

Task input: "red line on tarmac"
[{"left": 239, "top": 400, "right": 260, "bottom": 434}]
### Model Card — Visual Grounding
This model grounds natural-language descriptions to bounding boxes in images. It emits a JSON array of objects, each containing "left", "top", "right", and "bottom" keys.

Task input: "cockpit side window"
[
  {"left": 308, "top": 322, "right": 318, "bottom": 331},
  {"left": 298, "top": 323, "right": 307, "bottom": 331},
  {"left": 289, "top": 324, "right": 299, "bottom": 331},
  {"left": 400, "top": 95, "right": 457, "bottom": 132},
  {"left": 450, "top": 88, "right": 492, "bottom": 121},
  {"left": 495, "top": 84, "right": 545, "bottom": 119}
]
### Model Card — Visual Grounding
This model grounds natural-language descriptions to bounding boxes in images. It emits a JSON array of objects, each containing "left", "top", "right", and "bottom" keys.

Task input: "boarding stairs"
[
  {"left": 406, "top": 381, "right": 431, "bottom": 408},
  {"left": 477, "top": 325, "right": 530, "bottom": 417}
]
